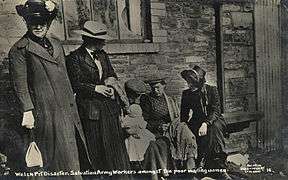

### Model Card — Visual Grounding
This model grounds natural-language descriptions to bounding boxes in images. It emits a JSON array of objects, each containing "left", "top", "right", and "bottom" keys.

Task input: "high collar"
[
  {"left": 24, "top": 33, "right": 61, "bottom": 64},
  {"left": 27, "top": 31, "right": 46, "bottom": 42}
]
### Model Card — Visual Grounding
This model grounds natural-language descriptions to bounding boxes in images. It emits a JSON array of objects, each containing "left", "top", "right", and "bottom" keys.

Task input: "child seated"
[
  {"left": 122, "top": 80, "right": 155, "bottom": 162},
  {"left": 122, "top": 104, "right": 155, "bottom": 162}
]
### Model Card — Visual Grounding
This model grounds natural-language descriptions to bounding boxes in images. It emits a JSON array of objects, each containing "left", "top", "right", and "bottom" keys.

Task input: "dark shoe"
[{"left": 217, "top": 172, "right": 232, "bottom": 180}]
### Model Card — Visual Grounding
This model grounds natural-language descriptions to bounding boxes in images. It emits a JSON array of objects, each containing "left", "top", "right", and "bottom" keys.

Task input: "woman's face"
[
  {"left": 187, "top": 79, "right": 197, "bottom": 89},
  {"left": 185, "top": 72, "right": 200, "bottom": 89},
  {"left": 83, "top": 37, "right": 106, "bottom": 51},
  {"left": 151, "top": 83, "right": 165, "bottom": 97},
  {"left": 27, "top": 21, "right": 49, "bottom": 38},
  {"left": 93, "top": 39, "right": 106, "bottom": 50}
]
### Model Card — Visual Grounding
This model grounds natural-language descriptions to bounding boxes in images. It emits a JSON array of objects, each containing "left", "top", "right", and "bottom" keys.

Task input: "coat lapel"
[
  {"left": 81, "top": 47, "right": 98, "bottom": 69},
  {"left": 48, "top": 37, "right": 61, "bottom": 61},
  {"left": 27, "top": 37, "right": 58, "bottom": 64},
  {"left": 98, "top": 52, "right": 107, "bottom": 81}
]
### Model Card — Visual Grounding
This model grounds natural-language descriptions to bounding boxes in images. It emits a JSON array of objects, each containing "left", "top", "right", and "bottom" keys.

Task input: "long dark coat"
[
  {"left": 66, "top": 46, "right": 131, "bottom": 175},
  {"left": 180, "top": 84, "right": 228, "bottom": 168},
  {"left": 8, "top": 34, "right": 89, "bottom": 175}
]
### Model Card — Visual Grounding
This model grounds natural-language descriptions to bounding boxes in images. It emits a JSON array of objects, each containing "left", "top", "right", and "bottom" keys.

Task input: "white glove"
[
  {"left": 22, "top": 111, "right": 35, "bottom": 129},
  {"left": 95, "top": 85, "right": 114, "bottom": 97},
  {"left": 198, "top": 122, "right": 208, "bottom": 136}
]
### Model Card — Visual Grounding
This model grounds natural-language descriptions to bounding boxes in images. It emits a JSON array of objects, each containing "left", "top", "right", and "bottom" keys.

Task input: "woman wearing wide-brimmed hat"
[
  {"left": 66, "top": 21, "right": 131, "bottom": 179},
  {"left": 180, "top": 66, "right": 231, "bottom": 179},
  {"left": 9, "top": 0, "right": 89, "bottom": 178}
]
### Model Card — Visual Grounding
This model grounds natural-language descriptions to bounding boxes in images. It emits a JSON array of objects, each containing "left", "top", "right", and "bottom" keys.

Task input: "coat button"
[{"left": 70, "top": 103, "right": 74, "bottom": 107}]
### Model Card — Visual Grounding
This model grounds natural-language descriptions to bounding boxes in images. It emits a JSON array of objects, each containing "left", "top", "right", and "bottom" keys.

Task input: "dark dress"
[
  {"left": 9, "top": 33, "right": 88, "bottom": 179},
  {"left": 180, "top": 84, "right": 228, "bottom": 169},
  {"left": 66, "top": 46, "right": 131, "bottom": 178},
  {"left": 140, "top": 93, "right": 197, "bottom": 180},
  {"left": 142, "top": 95, "right": 171, "bottom": 137}
]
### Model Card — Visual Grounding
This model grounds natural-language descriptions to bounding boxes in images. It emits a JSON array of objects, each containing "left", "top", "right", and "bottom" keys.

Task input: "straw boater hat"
[
  {"left": 16, "top": 0, "right": 58, "bottom": 22},
  {"left": 74, "top": 21, "right": 111, "bottom": 40}
]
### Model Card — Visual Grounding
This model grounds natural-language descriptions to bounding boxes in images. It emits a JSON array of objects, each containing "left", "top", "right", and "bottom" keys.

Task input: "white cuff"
[{"left": 95, "top": 85, "right": 100, "bottom": 92}]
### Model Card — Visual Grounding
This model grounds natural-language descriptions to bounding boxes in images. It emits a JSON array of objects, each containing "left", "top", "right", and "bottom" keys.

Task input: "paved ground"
[
  {"left": 1, "top": 147, "right": 288, "bottom": 180},
  {"left": 225, "top": 149, "right": 288, "bottom": 180}
]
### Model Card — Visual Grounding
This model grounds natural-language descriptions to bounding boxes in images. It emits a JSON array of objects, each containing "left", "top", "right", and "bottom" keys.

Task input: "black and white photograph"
[{"left": 0, "top": 0, "right": 288, "bottom": 179}]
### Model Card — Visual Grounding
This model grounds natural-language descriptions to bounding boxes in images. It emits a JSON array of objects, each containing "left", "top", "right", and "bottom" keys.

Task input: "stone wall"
[
  {"left": 222, "top": 2, "right": 256, "bottom": 113},
  {"left": 222, "top": 1, "right": 257, "bottom": 150},
  {"left": 64, "top": 0, "right": 218, "bottom": 104}
]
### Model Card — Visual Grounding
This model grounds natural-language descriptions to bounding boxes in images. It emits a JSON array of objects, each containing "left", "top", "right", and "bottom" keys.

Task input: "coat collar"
[
  {"left": 26, "top": 34, "right": 60, "bottom": 64},
  {"left": 81, "top": 46, "right": 97, "bottom": 69},
  {"left": 79, "top": 46, "right": 108, "bottom": 81}
]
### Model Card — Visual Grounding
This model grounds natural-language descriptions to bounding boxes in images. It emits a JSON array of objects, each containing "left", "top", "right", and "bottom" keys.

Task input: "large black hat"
[
  {"left": 180, "top": 65, "right": 206, "bottom": 84},
  {"left": 16, "top": 0, "right": 58, "bottom": 22}
]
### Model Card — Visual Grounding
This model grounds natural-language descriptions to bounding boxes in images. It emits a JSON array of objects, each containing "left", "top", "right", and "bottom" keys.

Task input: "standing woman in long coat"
[
  {"left": 9, "top": 0, "right": 89, "bottom": 178},
  {"left": 180, "top": 66, "right": 232, "bottom": 180},
  {"left": 66, "top": 21, "right": 131, "bottom": 179}
]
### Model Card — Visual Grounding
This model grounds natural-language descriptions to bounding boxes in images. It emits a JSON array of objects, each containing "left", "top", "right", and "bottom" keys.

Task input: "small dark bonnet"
[
  {"left": 180, "top": 65, "right": 206, "bottom": 85},
  {"left": 125, "top": 79, "right": 151, "bottom": 95}
]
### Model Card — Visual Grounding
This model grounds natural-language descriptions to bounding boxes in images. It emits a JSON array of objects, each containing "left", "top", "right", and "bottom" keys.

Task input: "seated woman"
[
  {"left": 180, "top": 66, "right": 231, "bottom": 180},
  {"left": 140, "top": 75, "right": 198, "bottom": 173}
]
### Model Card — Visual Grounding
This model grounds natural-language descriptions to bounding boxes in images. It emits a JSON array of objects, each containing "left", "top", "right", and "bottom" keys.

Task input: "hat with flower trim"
[{"left": 16, "top": 0, "right": 58, "bottom": 22}]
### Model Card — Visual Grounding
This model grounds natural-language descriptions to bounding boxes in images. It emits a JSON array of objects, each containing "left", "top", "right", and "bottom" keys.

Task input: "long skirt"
[
  {"left": 81, "top": 99, "right": 131, "bottom": 180},
  {"left": 188, "top": 118, "right": 227, "bottom": 169},
  {"left": 142, "top": 137, "right": 172, "bottom": 180}
]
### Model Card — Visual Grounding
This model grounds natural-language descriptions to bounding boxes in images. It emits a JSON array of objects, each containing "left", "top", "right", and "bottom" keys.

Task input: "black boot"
[
  {"left": 217, "top": 172, "right": 232, "bottom": 180},
  {"left": 205, "top": 153, "right": 232, "bottom": 180}
]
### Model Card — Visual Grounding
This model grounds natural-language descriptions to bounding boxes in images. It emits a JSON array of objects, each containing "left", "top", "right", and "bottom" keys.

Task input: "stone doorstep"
[
  {"left": 223, "top": 111, "right": 262, "bottom": 154},
  {"left": 224, "top": 111, "right": 263, "bottom": 125},
  {"left": 224, "top": 111, "right": 263, "bottom": 134}
]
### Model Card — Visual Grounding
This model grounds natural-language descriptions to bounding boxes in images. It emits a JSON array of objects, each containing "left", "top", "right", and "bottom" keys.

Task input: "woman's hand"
[
  {"left": 22, "top": 111, "right": 35, "bottom": 129},
  {"left": 95, "top": 85, "right": 113, "bottom": 97},
  {"left": 198, "top": 122, "right": 207, "bottom": 136}
]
